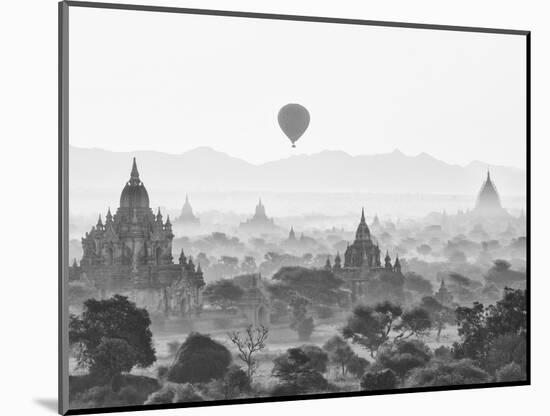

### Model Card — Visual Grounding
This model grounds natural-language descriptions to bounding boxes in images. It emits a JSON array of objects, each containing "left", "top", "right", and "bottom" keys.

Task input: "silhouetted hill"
[{"left": 69, "top": 146, "right": 525, "bottom": 196}]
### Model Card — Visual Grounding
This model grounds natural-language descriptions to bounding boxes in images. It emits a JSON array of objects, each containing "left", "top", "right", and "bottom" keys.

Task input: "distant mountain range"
[{"left": 69, "top": 146, "right": 526, "bottom": 196}]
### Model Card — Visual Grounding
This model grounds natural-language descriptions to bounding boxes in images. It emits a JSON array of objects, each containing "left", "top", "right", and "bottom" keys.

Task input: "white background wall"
[{"left": 0, "top": 0, "right": 547, "bottom": 415}]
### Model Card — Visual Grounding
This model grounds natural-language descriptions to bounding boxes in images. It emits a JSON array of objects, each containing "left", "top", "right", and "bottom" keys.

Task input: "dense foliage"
[
  {"left": 69, "top": 295, "right": 156, "bottom": 381},
  {"left": 167, "top": 332, "right": 232, "bottom": 384}
]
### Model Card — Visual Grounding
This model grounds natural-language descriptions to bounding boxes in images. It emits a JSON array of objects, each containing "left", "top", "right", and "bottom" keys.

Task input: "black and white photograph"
[{"left": 55, "top": 1, "right": 531, "bottom": 415}]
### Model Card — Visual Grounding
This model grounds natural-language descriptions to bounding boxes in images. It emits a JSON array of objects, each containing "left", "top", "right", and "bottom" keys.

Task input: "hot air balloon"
[{"left": 278, "top": 103, "right": 310, "bottom": 148}]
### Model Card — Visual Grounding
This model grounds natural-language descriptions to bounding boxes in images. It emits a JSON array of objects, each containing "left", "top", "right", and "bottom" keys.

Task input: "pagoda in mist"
[
  {"left": 175, "top": 194, "right": 200, "bottom": 225},
  {"left": 473, "top": 171, "right": 507, "bottom": 216},
  {"left": 240, "top": 199, "right": 277, "bottom": 232}
]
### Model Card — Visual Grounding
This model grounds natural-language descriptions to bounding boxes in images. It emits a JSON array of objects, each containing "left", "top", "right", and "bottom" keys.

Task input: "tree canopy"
[
  {"left": 203, "top": 279, "right": 245, "bottom": 311},
  {"left": 167, "top": 332, "right": 231, "bottom": 384},
  {"left": 69, "top": 295, "right": 156, "bottom": 377},
  {"left": 272, "top": 266, "right": 344, "bottom": 305},
  {"left": 342, "top": 302, "right": 402, "bottom": 357}
]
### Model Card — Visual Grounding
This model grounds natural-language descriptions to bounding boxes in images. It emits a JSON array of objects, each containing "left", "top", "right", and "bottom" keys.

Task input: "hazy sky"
[{"left": 69, "top": 7, "right": 526, "bottom": 168}]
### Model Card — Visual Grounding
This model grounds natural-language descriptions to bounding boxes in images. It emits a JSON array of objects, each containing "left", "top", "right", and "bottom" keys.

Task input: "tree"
[
  {"left": 271, "top": 347, "right": 329, "bottom": 394},
  {"left": 299, "top": 345, "right": 328, "bottom": 373},
  {"left": 342, "top": 301, "right": 402, "bottom": 358},
  {"left": 363, "top": 272, "right": 406, "bottom": 305},
  {"left": 452, "top": 302, "right": 489, "bottom": 362},
  {"left": 486, "top": 288, "right": 527, "bottom": 338},
  {"left": 272, "top": 266, "right": 345, "bottom": 305},
  {"left": 360, "top": 369, "right": 397, "bottom": 390},
  {"left": 241, "top": 256, "right": 258, "bottom": 274},
  {"left": 447, "top": 272, "right": 482, "bottom": 304},
  {"left": 485, "top": 260, "right": 526, "bottom": 288},
  {"left": 220, "top": 365, "right": 251, "bottom": 399},
  {"left": 346, "top": 356, "right": 370, "bottom": 379},
  {"left": 228, "top": 325, "right": 269, "bottom": 380},
  {"left": 420, "top": 296, "right": 455, "bottom": 341},
  {"left": 167, "top": 332, "right": 231, "bottom": 383},
  {"left": 453, "top": 289, "right": 527, "bottom": 368},
  {"left": 416, "top": 244, "right": 432, "bottom": 256},
  {"left": 69, "top": 295, "right": 156, "bottom": 381},
  {"left": 394, "top": 307, "right": 432, "bottom": 340},
  {"left": 404, "top": 272, "right": 433, "bottom": 297},
  {"left": 209, "top": 256, "right": 241, "bottom": 280},
  {"left": 203, "top": 279, "right": 244, "bottom": 311},
  {"left": 377, "top": 340, "right": 431, "bottom": 381},
  {"left": 323, "top": 335, "right": 355, "bottom": 376},
  {"left": 91, "top": 338, "right": 137, "bottom": 390},
  {"left": 290, "top": 294, "right": 315, "bottom": 341}
]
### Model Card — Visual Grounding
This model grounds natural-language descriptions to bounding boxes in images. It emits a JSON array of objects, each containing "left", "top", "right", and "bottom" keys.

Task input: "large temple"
[
  {"left": 473, "top": 171, "right": 508, "bottom": 216},
  {"left": 331, "top": 209, "right": 402, "bottom": 302},
  {"left": 70, "top": 158, "right": 204, "bottom": 316},
  {"left": 343, "top": 208, "right": 382, "bottom": 268}
]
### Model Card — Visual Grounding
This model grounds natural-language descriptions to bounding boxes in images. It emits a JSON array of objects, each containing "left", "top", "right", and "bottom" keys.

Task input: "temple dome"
[{"left": 120, "top": 158, "right": 150, "bottom": 209}]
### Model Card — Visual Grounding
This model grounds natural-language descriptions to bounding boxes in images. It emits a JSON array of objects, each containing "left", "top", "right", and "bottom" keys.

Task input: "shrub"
[
  {"left": 405, "top": 359, "right": 489, "bottom": 387},
  {"left": 496, "top": 362, "right": 525, "bottom": 382},
  {"left": 323, "top": 335, "right": 355, "bottom": 376},
  {"left": 70, "top": 375, "right": 159, "bottom": 408},
  {"left": 272, "top": 347, "right": 329, "bottom": 394},
  {"left": 360, "top": 370, "right": 398, "bottom": 390},
  {"left": 376, "top": 340, "right": 431, "bottom": 381},
  {"left": 145, "top": 382, "right": 205, "bottom": 404},
  {"left": 485, "top": 333, "right": 527, "bottom": 375},
  {"left": 300, "top": 345, "right": 329, "bottom": 373},
  {"left": 167, "top": 332, "right": 231, "bottom": 384},
  {"left": 434, "top": 346, "right": 452, "bottom": 361}
]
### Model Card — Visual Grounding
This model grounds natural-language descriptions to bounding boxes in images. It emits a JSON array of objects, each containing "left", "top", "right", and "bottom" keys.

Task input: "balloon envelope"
[{"left": 278, "top": 104, "right": 310, "bottom": 147}]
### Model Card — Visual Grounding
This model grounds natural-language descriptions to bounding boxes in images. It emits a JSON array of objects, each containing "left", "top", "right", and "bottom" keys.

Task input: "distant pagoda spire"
[
  {"left": 384, "top": 251, "right": 392, "bottom": 269},
  {"left": 106, "top": 207, "right": 113, "bottom": 223},
  {"left": 324, "top": 256, "right": 332, "bottom": 270},
  {"left": 474, "top": 169, "right": 503, "bottom": 213},
  {"left": 288, "top": 226, "right": 296, "bottom": 241},
  {"left": 179, "top": 249, "right": 187, "bottom": 265},
  {"left": 334, "top": 251, "right": 342, "bottom": 270},
  {"left": 393, "top": 254, "right": 401, "bottom": 274}
]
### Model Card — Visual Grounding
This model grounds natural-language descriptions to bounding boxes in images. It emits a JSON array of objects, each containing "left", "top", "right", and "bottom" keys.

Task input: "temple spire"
[
  {"left": 97, "top": 214, "right": 103, "bottom": 228},
  {"left": 360, "top": 207, "right": 366, "bottom": 224},
  {"left": 131, "top": 157, "right": 139, "bottom": 178},
  {"left": 179, "top": 249, "right": 187, "bottom": 265}
]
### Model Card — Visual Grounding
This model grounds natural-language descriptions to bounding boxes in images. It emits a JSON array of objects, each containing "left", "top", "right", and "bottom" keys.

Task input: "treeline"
[{"left": 68, "top": 287, "right": 526, "bottom": 409}]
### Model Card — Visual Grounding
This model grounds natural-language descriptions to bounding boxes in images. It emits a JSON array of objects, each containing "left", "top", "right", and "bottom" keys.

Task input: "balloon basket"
[{"left": 292, "top": 144, "right": 296, "bottom": 148}]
